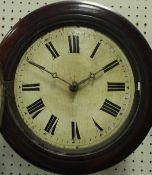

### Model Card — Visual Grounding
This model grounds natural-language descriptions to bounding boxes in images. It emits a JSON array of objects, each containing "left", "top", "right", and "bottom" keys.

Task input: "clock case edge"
[
  {"left": 0, "top": 1, "right": 152, "bottom": 174},
  {"left": 0, "top": 63, "right": 4, "bottom": 130}
]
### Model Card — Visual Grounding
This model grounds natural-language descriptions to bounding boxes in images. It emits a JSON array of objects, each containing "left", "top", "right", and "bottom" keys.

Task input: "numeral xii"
[{"left": 68, "top": 35, "right": 80, "bottom": 53}]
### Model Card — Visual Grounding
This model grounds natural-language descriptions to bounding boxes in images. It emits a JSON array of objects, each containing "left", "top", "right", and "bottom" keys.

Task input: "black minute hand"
[{"left": 27, "top": 59, "right": 71, "bottom": 86}]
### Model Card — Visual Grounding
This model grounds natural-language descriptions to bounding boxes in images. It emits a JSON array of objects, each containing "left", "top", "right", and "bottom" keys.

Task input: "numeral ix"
[{"left": 22, "top": 83, "right": 40, "bottom": 91}]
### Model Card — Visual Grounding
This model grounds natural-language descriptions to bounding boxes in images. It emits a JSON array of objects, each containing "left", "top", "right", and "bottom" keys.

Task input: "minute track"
[{"left": 13, "top": 26, "right": 135, "bottom": 153}]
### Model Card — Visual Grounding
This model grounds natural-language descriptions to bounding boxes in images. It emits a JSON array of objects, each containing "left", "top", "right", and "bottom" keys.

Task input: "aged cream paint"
[{"left": 14, "top": 27, "right": 135, "bottom": 150}]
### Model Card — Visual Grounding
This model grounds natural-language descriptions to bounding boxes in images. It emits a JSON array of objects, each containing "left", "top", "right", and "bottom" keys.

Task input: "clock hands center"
[
  {"left": 27, "top": 59, "right": 72, "bottom": 86},
  {"left": 27, "top": 59, "right": 118, "bottom": 92},
  {"left": 69, "top": 68, "right": 104, "bottom": 92}
]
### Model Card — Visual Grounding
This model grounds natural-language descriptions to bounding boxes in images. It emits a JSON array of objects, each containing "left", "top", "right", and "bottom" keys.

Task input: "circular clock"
[{"left": 0, "top": 1, "right": 152, "bottom": 174}]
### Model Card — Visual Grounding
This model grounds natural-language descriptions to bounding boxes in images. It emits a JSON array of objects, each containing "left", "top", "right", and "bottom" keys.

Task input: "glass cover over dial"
[{"left": 14, "top": 27, "right": 135, "bottom": 151}]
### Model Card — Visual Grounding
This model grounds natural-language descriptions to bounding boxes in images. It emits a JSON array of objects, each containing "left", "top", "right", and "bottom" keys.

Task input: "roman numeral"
[
  {"left": 71, "top": 121, "right": 81, "bottom": 142},
  {"left": 45, "top": 41, "right": 60, "bottom": 59},
  {"left": 68, "top": 35, "right": 80, "bottom": 53},
  {"left": 26, "top": 98, "right": 45, "bottom": 119},
  {"left": 90, "top": 41, "right": 101, "bottom": 58},
  {"left": 108, "top": 82, "right": 125, "bottom": 91},
  {"left": 103, "top": 60, "right": 119, "bottom": 73},
  {"left": 92, "top": 118, "right": 103, "bottom": 131},
  {"left": 22, "top": 83, "right": 40, "bottom": 91},
  {"left": 44, "top": 115, "right": 59, "bottom": 134},
  {"left": 100, "top": 99, "right": 121, "bottom": 117}
]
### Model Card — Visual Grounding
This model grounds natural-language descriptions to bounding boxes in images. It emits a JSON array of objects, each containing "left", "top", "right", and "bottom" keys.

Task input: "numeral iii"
[{"left": 108, "top": 82, "right": 125, "bottom": 91}]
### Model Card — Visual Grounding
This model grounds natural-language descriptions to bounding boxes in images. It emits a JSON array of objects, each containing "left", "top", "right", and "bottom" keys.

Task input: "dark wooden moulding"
[{"left": 0, "top": 1, "right": 152, "bottom": 174}]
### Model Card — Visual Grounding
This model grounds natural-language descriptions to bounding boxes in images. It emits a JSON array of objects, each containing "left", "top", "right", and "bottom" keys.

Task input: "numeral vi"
[{"left": 71, "top": 121, "right": 81, "bottom": 142}]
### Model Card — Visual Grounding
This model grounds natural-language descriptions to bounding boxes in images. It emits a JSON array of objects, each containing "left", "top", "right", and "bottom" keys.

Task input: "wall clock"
[{"left": 0, "top": 1, "right": 152, "bottom": 174}]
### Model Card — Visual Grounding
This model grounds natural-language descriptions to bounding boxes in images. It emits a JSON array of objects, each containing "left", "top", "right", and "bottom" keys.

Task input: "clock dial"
[{"left": 14, "top": 26, "right": 135, "bottom": 151}]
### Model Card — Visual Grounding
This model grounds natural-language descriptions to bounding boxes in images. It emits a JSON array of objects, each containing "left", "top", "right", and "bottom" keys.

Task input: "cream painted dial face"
[{"left": 14, "top": 26, "right": 135, "bottom": 150}]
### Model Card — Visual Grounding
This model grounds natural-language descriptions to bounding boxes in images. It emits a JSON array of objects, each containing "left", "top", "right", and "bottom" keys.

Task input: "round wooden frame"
[{"left": 0, "top": 1, "right": 152, "bottom": 174}]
